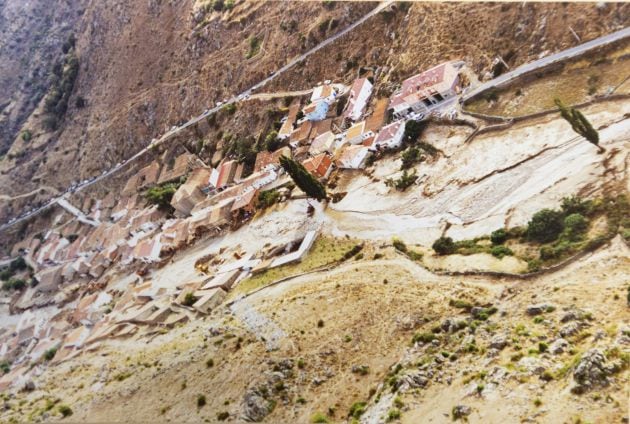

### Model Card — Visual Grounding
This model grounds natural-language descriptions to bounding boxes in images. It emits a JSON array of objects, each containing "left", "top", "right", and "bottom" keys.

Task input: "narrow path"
[{"left": 462, "top": 26, "right": 630, "bottom": 102}]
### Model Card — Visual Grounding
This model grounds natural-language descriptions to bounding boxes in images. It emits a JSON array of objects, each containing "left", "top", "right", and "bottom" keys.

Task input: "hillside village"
[
  {"left": 0, "top": 59, "right": 468, "bottom": 376},
  {"left": 0, "top": 1, "right": 628, "bottom": 423}
]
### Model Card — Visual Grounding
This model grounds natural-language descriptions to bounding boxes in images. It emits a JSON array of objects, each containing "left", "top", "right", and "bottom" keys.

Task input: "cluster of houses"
[{"left": 0, "top": 60, "right": 465, "bottom": 390}]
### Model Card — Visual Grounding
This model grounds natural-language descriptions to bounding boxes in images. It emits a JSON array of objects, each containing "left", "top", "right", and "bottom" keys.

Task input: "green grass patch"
[{"left": 232, "top": 236, "right": 360, "bottom": 296}]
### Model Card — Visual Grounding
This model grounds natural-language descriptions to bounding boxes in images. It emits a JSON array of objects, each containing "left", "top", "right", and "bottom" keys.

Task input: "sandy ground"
[{"left": 328, "top": 100, "right": 630, "bottom": 245}]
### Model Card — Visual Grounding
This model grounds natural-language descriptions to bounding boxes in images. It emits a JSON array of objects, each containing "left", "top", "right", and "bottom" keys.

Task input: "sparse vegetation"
[
  {"left": 385, "top": 169, "right": 417, "bottom": 191},
  {"left": 311, "top": 412, "right": 329, "bottom": 423},
  {"left": 246, "top": 35, "right": 261, "bottom": 59},
  {"left": 21, "top": 130, "right": 32, "bottom": 142}
]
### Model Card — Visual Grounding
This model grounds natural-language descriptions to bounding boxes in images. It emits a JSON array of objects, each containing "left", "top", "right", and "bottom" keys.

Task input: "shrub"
[
  {"left": 2, "top": 278, "right": 26, "bottom": 291},
  {"left": 182, "top": 292, "right": 197, "bottom": 307},
  {"left": 21, "top": 130, "right": 32, "bottom": 142},
  {"left": 44, "top": 348, "right": 57, "bottom": 361},
  {"left": 432, "top": 237, "right": 456, "bottom": 255},
  {"left": 222, "top": 103, "right": 236, "bottom": 115},
  {"left": 449, "top": 299, "right": 473, "bottom": 311},
  {"left": 343, "top": 244, "right": 363, "bottom": 260},
  {"left": 317, "top": 319, "right": 324, "bottom": 328},
  {"left": 387, "top": 408, "right": 401, "bottom": 421},
  {"left": 403, "top": 120, "right": 427, "bottom": 144},
  {"left": 490, "top": 245, "right": 513, "bottom": 259},
  {"left": 348, "top": 401, "right": 367, "bottom": 419},
  {"left": 400, "top": 147, "right": 423, "bottom": 169},
  {"left": 526, "top": 209, "right": 564, "bottom": 243},
  {"left": 490, "top": 229, "right": 507, "bottom": 245},
  {"left": 258, "top": 189, "right": 281, "bottom": 209},
  {"left": 197, "top": 394, "right": 206, "bottom": 407},
  {"left": 58, "top": 405, "right": 73, "bottom": 417},
  {"left": 0, "top": 268, "right": 12, "bottom": 281},
  {"left": 392, "top": 238, "right": 407, "bottom": 252},
  {"left": 412, "top": 332, "right": 437, "bottom": 344},
  {"left": 561, "top": 196, "right": 593, "bottom": 216},
  {"left": 311, "top": 412, "right": 329, "bottom": 423},
  {"left": 564, "top": 213, "right": 588, "bottom": 240},
  {"left": 145, "top": 183, "right": 178, "bottom": 211},
  {"left": 385, "top": 169, "right": 417, "bottom": 191},
  {"left": 206, "top": 358, "right": 214, "bottom": 368}
]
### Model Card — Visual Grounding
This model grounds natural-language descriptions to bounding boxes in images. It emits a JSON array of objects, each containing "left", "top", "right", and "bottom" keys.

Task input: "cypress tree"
[
  {"left": 554, "top": 98, "right": 603, "bottom": 153},
  {"left": 279, "top": 155, "right": 327, "bottom": 201}
]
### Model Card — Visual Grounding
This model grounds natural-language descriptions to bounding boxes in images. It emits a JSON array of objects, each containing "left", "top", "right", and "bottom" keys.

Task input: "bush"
[
  {"left": 0, "top": 268, "right": 12, "bottom": 281},
  {"left": 197, "top": 394, "right": 206, "bottom": 407},
  {"left": 21, "top": 130, "right": 32, "bottom": 142},
  {"left": 385, "top": 169, "right": 417, "bottom": 191},
  {"left": 145, "top": 183, "right": 178, "bottom": 211},
  {"left": 2, "top": 278, "right": 26, "bottom": 291},
  {"left": 490, "top": 245, "right": 513, "bottom": 259},
  {"left": 563, "top": 213, "right": 588, "bottom": 240},
  {"left": 392, "top": 238, "right": 407, "bottom": 252},
  {"left": 348, "top": 401, "right": 367, "bottom": 419},
  {"left": 490, "top": 229, "right": 507, "bottom": 245},
  {"left": 58, "top": 405, "right": 73, "bottom": 417},
  {"left": 44, "top": 348, "right": 57, "bottom": 361},
  {"left": 311, "top": 412, "right": 329, "bottom": 423},
  {"left": 258, "top": 189, "right": 281, "bottom": 209},
  {"left": 412, "top": 332, "right": 437, "bottom": 344},
  {"left": 432, "top": 237, "right": 456, "bottom": 255},
  {"left": 9, "top": 256, "right": 27, "bottom": 272},
  {"left": 182, "top": 292, "right": 197, "bottom": 307},
  {"left": 561, "top": 196, "right": 593, "bottom": 216},
  {"left": 526, "top": 209, "right": 564, "bottom": 243},
  {"left": 400, "top": 147, "right": 423, "bottom": 169},
  {"left": 403, "top": 120, "right": 427, "bottom": 144},
  {"left": 343, "top": 244, "right": 363, "bottom": 260},
  {"left": 206, "top": 358, "right": 214, "bottom": 368},
  {"left": 387, "top": 408, "right": 401, "bottom": 421},
  {"left": 222, "top": 103, "right": 236, "bottom": 115},
  {"left": 217, "top": 412, "right": 229, "bottom": 421},
  {"left": 449, "top": 299, "right": 473, "bottom": 311}
]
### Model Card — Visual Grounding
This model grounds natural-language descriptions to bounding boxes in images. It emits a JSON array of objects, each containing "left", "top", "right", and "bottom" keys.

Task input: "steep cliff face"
[
  {"left": 0, "top": 1, "right": 371, "bottom": 201},
  {"left": 0, "top": 0, "right": 88, "bottom": 154}
]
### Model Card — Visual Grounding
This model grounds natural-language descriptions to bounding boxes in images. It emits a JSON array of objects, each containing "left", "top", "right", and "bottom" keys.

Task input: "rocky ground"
[{"left": 1, "top": 235, "right": 627, "bottom": 423}]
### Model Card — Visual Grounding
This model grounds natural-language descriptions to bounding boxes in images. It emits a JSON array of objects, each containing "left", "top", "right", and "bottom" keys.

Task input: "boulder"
[
  {"left": 526, "top": 304, "right": 554, "bottom": 316},
  {"left": 571, "top": 349, "right": 616, "bottom": 394},
  {"left": 399, "top": 371, "right": 429, "bottom": 390},
  {"left": 489, "top": 335, "right": 508, "bottom": 350},
  {"left": 549, "top": 338, "right": 569, "bottom": 354},
  {"left": 242, "top": 389, "right": 273, "bottom": 422},
  {"left": 452, "top": 405, "right": 472, "bottom": 420},
  {"left": 560, "top": 322, "right": 581, "bottom": 338}
]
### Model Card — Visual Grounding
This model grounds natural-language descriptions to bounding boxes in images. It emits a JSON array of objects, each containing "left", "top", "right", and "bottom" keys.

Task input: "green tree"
[
  {"left": 279, "top": 156, "right": 327, "bottom": 201},
  {"left": 432, "top": 236, "right": 456, "bottom": 255},
  {"left": 403, "top": 120, "right": 427, "bottom": 144},
  {"left": 526, "top": 208, "right": 564, "bottom": 243},
  {"left": 554, "top": 99, "right": 603, "bottom": 153},
  {"left": 145, "top": 183, "right": 178, "bottom": 211}
]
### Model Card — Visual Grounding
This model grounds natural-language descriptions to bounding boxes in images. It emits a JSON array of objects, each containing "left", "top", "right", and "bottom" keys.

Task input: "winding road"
[
  {"left": 0, "top": 1, "right": 394, "bottom": 232},
  {"left": 1, "top": 9, "right": 628, "bottom": 232},
  {"left": 462, "top": 26, "right": 630, "bottom": 102}
]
